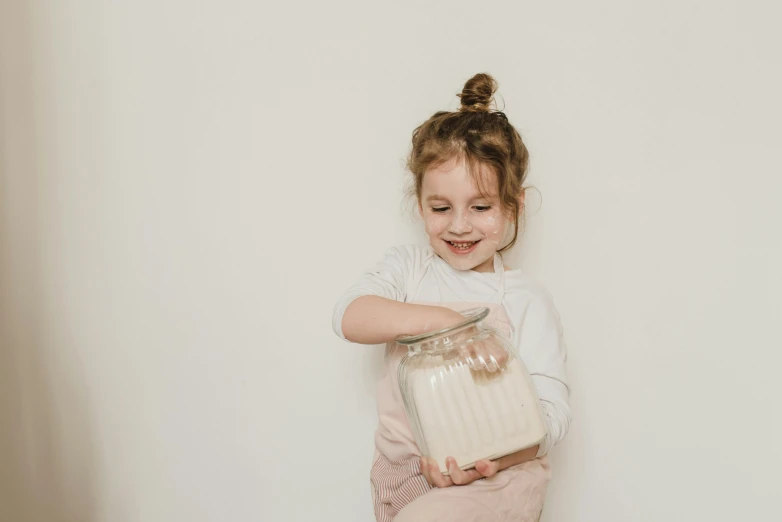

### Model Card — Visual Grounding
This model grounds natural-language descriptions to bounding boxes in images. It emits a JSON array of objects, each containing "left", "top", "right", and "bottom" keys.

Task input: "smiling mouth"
[{"left": 446, "top": 240, "right": 480, "bottom": 252}]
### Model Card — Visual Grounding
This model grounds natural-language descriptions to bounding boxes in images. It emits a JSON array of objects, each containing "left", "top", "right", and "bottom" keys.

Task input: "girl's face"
[{"left": 418, "top": 157, "right": 517, "bottom": 273}]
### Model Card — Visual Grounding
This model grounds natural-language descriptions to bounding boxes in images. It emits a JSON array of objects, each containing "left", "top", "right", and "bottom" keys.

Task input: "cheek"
[
  {"left": 479, "top": 213, "right": 508, "bottom": 242},
  {"left": 424, "top": 214, "right": 448, "bottom": 235}
]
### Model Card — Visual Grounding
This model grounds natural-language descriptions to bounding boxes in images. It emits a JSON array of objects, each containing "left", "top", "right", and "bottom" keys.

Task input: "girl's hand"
[
  {"left": 419, "top": 456, "right": 500, "bottom": 488},
  {"left": 425, "top": 309, "right": 509, "bottom": 372},
  {"left": 419, "top": 307, "right": 468, "bottom": 333},
  {"left": 420, "top": 446, "right": 540, "bottom": 488},
  {"left": 460, "top": 338, "right": 509, "bottom": 372}
]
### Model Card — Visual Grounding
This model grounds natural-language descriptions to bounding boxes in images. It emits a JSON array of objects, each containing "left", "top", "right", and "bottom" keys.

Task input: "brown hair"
[{"left": 406, "top": 73, "right": 529, "bottom": 252}]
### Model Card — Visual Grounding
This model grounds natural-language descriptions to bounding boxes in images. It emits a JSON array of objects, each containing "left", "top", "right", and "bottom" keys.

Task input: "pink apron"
[{"left": 369, "top": 257, "right": 551, "bottom": 522}]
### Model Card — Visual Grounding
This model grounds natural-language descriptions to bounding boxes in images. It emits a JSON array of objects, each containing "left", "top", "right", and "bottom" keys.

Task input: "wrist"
[{"left": 407, "top": 305, "right": 463, "bottom": 337}]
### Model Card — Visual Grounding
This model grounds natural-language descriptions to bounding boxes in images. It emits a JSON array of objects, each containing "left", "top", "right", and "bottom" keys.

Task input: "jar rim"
[{"left": 395, "top": 307, "right": 490, "bottom": 345}]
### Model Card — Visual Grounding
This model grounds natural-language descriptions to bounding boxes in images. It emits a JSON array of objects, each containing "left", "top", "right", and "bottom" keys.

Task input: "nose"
[{"left": 448, "top": 211, "right": 473, "bottom": 234}]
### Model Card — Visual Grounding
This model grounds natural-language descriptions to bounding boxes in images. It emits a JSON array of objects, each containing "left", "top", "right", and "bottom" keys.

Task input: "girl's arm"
[
  {"left": 341, "top": 295, "right": 466, "bottom": 345},
  {"left": 334, "top": 246, "right": 465, "bottom": 344},
  {"left": 517, "top": 292, "right": 572, "bottom": 458}
]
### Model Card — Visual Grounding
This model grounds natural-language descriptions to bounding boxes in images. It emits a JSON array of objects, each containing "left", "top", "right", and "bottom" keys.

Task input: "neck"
[{"left": 472, "top": 254, "right": 498, "bottom": 273}]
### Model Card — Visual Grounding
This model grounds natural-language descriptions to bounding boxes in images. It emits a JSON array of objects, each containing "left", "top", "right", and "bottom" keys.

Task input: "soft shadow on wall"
[{"left": 0, "top": 3, "right": 96, "bottom": 521}]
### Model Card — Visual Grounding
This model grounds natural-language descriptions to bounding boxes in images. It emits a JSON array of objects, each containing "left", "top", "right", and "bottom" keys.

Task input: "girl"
[{"left": 332, "top": 73, "right": 571, "bottom": 522}]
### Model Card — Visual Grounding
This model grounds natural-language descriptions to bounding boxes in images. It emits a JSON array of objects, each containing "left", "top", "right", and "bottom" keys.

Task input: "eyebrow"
[{"left": 425, "top": 194, "right": 496, "bottom": 202}]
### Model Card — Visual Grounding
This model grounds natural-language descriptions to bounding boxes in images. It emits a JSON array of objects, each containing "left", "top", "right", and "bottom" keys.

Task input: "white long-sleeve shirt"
[{"left": 332, "top": 244, "right": 571, "bottom": 457}]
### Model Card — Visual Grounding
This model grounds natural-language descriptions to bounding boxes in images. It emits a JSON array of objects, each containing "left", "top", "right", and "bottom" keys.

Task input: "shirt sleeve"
[
  {"left": 514, "top": 290, "right": 572, "bottom": 457},
  {"left": 331, "top": 245, "right": 421, "bottom": 340}
]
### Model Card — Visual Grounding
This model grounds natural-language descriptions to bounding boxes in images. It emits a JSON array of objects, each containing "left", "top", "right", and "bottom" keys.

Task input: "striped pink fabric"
[{"left": 370, "top": 451, "right": 431, "bottom": 522}]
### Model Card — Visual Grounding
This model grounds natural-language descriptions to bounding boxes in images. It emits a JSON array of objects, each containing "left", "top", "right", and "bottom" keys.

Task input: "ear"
[
  {"left": 517, "top": 188, "right": 526, "bottom": 214},
  {"left": 418, "top": 200, "right": 425, "bottom": 219}
]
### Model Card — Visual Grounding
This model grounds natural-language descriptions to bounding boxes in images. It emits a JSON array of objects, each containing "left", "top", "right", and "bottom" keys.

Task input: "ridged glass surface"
[{"left": 397, "top": 310, "right": 546, "bottom": 474}]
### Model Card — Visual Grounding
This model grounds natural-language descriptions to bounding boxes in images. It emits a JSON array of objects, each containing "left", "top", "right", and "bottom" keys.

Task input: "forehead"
[{"left": 421, "top": 157, "right": 498, "bottom": 198}]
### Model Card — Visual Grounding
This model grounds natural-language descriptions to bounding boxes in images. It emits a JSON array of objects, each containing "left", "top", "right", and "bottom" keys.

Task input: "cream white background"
[{"left": 1, "top": 1, "right": 781, "bottom": 521}]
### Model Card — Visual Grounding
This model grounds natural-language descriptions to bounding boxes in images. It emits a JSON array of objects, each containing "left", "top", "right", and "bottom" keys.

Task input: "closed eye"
[
  {"left": 431, "top": 207, "right": 450, "bottom": 213},
  {"left": 474, "top": 206, "right": 492, "bottom": 212}
]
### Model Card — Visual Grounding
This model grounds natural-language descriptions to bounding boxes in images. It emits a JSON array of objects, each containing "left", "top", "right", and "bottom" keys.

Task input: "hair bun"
[{"left": 457, "top": 73, "right": 498, "bottom": 113}]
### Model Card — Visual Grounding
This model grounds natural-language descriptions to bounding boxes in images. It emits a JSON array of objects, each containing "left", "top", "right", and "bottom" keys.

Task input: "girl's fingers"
[
  {"left": 461, "top": 343, "right": 478, "bottom": 371},
  {"left": 446, "top": 457, "right": 483, "bottom": 485},
  {"left": 420, "top": 456, "right": 433, "bottom": 486},
  {"left": 473, "top": 342, "right": 491, "bottom": 371},
  {"left": 470, "top": 341, "right": 505, "bottom": 372},
  {"left": 474, "top": 459, "right": 500, "bottom": 477},
  {"left": 423, "top": 456, "right": 492, "bottom": 487},
  {"left": 482, "top": 342, "right": 500, "bottom": 372},
  {"left": 491, "top": 343, "right": 509, "bottom": 369},
  {"left": 428, "top": 458, "right": 454, "bottom": 488},
  {"left": 457, "top": 346, "right": 475, "bottom": 370}
]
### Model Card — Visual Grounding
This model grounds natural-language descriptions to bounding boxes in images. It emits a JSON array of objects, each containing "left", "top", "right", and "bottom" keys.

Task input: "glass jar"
[{"left": 397, "top": 307, "right": 546, "bottom": 474}]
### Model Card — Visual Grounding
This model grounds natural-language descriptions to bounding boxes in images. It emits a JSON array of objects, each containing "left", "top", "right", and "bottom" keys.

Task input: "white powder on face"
[{"left": 410, "top": 358, "right": 546, "bottom": 475}]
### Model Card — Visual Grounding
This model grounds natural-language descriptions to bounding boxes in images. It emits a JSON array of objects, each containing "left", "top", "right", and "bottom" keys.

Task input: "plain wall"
[{"left": 1, "top": 1, "right": 781, "bottom": 521}]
